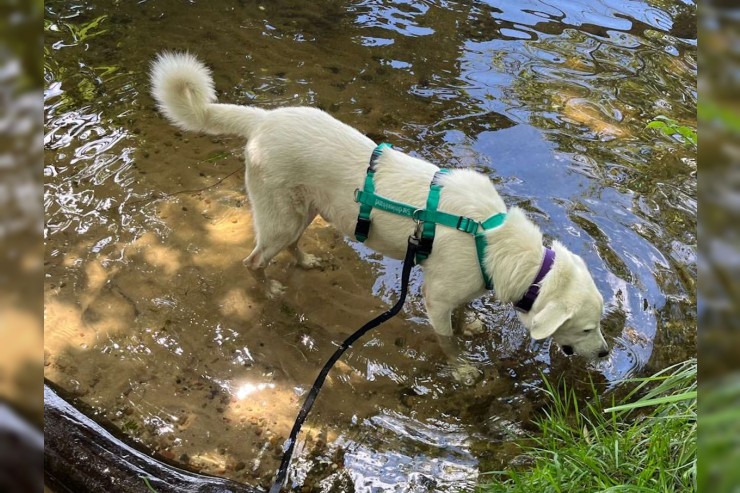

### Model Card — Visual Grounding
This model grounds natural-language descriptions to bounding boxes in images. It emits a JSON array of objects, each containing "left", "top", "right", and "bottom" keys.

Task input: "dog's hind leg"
[
  {"left": 244, "top": 187, "right": 314, "bottom": 297},
  {"left": 289, "top": 245, "right": 322, "bottom": 269},
  {"left": 287, "top": 210, "right": 322, "bottom": 269},
  {"left": 244, "top": 234, "right": 294, "bottom": 299}
]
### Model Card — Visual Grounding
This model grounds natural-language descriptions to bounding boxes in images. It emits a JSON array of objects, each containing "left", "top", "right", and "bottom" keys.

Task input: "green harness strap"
[
  {"left": 354, "top": 143, "right": 505, "bottom": 290},
  {"left": 415, "top": 207, "right": 505, "bottom": 289},
  {"left": 415, "top": 169, "right": 450, "bottom": 263},
  {"left": 354, "top": 143, "right": 392, "bottom": 242},
  {"left": 475, "top": 214, "right": 506, "bottom": 289}
]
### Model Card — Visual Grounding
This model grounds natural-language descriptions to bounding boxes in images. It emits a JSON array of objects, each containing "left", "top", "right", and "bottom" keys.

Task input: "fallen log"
[{"left": 44, "top": 382, "right": 264, "bottom": 493}]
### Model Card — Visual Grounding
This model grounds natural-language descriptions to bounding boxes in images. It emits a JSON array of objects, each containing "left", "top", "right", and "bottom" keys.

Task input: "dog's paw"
[
  {"left": 452, "top": 362, "right": 482, "bottom": 386},
  {"left": 267, "top": 280, "right": 287, "bottom": 299},
  {"left": 462, "top": 317, "right": 486, "bottom": 336},
  {"left": 298, "top": 253, "right": 323, "bottom": 270}
]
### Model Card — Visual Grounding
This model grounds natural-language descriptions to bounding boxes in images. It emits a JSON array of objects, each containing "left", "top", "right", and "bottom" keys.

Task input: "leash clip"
[
  {"left": 412, "top": 209, "right": 425, "bottom": 239},
  {"left": 412, "top": 209, "right": 425, "bottom": 232}
]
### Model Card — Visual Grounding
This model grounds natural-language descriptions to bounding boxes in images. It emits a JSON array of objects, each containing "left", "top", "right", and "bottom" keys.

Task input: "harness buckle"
[
  {"left": 354, "top": 217, "right": 371, "bottom": 241},
  {"left": 353, "top": 188, "right": 361, "bottom": 203},
  {"left": 456, "top": 216, "right": 478, "bottom": 234},
  {"left": 417, "top": 235, "right": 434, "bottom": 257}
]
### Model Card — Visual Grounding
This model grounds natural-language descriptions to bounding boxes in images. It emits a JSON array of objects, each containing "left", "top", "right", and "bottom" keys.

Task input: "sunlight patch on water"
[{"left": 235, "top": 382, "right": 277, "bottom": 400}]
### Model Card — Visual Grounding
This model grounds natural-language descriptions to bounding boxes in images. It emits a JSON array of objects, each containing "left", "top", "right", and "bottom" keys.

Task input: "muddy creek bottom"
[{"left": 44, "top": 171, "right": 561, "bottom": 491}]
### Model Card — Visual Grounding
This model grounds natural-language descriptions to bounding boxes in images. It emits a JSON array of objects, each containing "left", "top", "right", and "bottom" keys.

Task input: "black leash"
[{"left": 269, "top": 235, "right": 420, "bottom": 493}]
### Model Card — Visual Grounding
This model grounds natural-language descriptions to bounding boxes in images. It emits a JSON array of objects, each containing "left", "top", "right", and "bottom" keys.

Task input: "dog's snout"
[
  {"left": 598, "top": 349, "right": 610, "bottom": 358},
  {"left": 562, "top": 345, "right": 574, "bottom": 356}
]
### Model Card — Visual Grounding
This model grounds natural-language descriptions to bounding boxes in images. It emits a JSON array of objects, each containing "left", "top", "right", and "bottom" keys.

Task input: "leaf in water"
[
  {"left": 677, "top": 126, "right": 697, "bottom": 145},
  {"left": 94, "top": 65, "right": 120, "bottom": 78},
  {"left": 645, "top": 121, "right": 668, "bottom": 130},
  {"left": 206, "top": 150, "right": 230, "bottom": 162},
  {"left": 77, "top": 15, "right": 109, "bottom": 42},
  {"left": 77, "top": 78, "right": 97, "bottom": 101},
  {"left": 63, "top": 15, "right": 109, "bottom": 44},
  {"left": 646, "top": 117, "right": 696, "bottom": 147}
]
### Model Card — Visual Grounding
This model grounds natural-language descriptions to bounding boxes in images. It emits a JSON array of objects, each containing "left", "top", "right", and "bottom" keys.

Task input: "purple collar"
[{"left": 514, "top": 248, "right": 555, "bottom": 313}]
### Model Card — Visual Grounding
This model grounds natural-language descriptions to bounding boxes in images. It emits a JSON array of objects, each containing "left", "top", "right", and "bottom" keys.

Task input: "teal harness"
[{"left": 353, "top": 143, "right": 506, "bottom": 290}]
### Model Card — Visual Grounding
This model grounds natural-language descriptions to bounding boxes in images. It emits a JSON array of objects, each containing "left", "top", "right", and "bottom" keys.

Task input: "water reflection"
[
  {"left": 236, "top": 382, "right": 277, "bottom": 400},
  {"left": 44, "top": 0, "right": 695, "bottom": 491}
]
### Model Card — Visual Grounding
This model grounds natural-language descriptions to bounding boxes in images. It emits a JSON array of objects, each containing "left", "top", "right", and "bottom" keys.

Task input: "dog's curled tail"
[{"left": 150, "top": 52, "right": 265, "bottom": 137}]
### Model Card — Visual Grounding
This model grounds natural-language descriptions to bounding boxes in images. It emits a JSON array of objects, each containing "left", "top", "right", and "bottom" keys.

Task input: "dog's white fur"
[{"left": 150, "top": 52, "right": 609, "bottom": 365}]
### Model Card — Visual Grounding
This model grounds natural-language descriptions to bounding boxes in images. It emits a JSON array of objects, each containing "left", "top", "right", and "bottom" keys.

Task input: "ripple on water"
[
  {"left": 352, "top": 0, "right": 435, "bottom": 38},
  {"left": 44, "top": 71, "right": 140, "bottom": 241},
  {"left": 298, "top": 411, "right": 479, "bottom": 493}
]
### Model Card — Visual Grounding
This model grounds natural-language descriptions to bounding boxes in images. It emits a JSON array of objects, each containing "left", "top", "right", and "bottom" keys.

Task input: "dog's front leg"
[{"left": 425, "top": 297, "right": 481, "bottom": 386}]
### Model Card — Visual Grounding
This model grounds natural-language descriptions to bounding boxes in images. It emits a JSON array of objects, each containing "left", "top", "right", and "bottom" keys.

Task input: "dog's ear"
[{"left": 530, "top": 302, "right": 572, "bottom": 340}]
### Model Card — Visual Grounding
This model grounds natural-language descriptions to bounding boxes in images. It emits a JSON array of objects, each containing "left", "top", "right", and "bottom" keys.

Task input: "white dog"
[{"left": 150, "top": 52, "right": 609, "bottom": 378}]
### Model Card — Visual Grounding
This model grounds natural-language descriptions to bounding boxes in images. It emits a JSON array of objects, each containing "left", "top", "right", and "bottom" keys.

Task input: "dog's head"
[{"left": 516, "top": 241, "right": 609, "bottom": 361}]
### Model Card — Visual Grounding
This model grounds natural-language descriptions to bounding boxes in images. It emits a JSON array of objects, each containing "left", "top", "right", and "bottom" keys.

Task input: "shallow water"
[{"left": 44, "top": 0, "right": 696, "bottom": 491}]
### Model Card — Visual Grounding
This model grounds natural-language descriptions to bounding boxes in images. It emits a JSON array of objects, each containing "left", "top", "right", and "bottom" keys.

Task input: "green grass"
[
  {"left": 141, "top": 476, "right": 160, "bottom": 493},
  {"left": 478, "top": 359, "right": 696, "bottom": 493}
]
